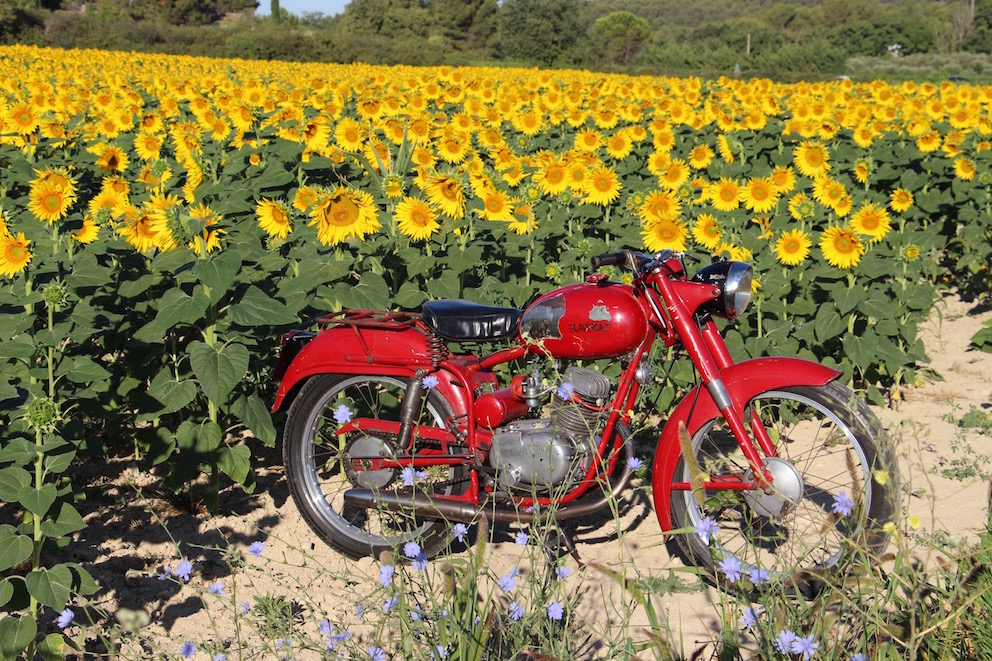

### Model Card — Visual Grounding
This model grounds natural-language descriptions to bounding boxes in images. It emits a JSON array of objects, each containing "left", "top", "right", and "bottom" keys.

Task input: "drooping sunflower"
[
  {"left": 793, "top": 141, "right": 830, "bottom": 179},
  {"left": 642, "top": 218, "right": 689, "bottom": 252},
  {"left": 582, "top": 165, "right": 621, "bottom": 207},
  {"left": 72, "top": 218, "right": 100, "bottom": 245},
  {"left": 849, "top": 202, "right": 891, "bottom": 243},
  {"left": 187, "top": 203, "right": 225, "bottom": 255},
  {"left": 691, "top": 214, "right": 722, "bottom": 250},
  {"left": 508, "top": 199, "right": 537, "bottom": 235},
  {"left": 706, "top": 177, "right": 740, "bottom": 212},
  {"left": 0, "top": 232, "right": 32, "bottom": 277},
  {"left": 638, "top": 190, "right": 682, "bottom": 225},
  {"left": 309, "top": 186, "right": 380, "bottom": 246},
  {"left": 117, "top": 205, "right": 161, "bottom": 253},
  {"left": 395, "top": 197, "right": 439, "bottom": 242},
  {"left": 853, "top": 159, "right": 872, "bottom": 186},
  {"left": 28, "top": 181, "right": 72, "bottom": 224},
  {"left": 426, "top": 174, "right": 466, "bottom": 219},
  {"left": 94, "top": 144, "right": 128, "bottom": 173},
  {"left": 889, "top": 188, "right": 914, "bottom": 213},
  {"left": 256, "top": 199, "right": 293, "bottom": 240},
  {"left": 716, "top": 135, "right": 735, "bottom": 164},
  {"left": 774, "top": 229, "right": 812, "bottom": 266},
  {"left": 688, "top": 143, "right": 714, "bottom": 170},
  {"left": 819, "top": 226, "right": 864, "bottom": 269},
  {"left": 741, "top": 176, "right": 779, "bottom": 214}
]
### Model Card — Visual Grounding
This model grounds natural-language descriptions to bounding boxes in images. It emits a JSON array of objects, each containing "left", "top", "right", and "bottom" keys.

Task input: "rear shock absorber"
[{"left": 397, "top": 368, "right": 426, "bottom": 449}]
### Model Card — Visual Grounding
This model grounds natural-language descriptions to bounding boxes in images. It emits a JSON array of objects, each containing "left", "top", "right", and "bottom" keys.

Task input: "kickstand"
[{"left": 540, "top": 524, "right": 581, "bottom": 565}]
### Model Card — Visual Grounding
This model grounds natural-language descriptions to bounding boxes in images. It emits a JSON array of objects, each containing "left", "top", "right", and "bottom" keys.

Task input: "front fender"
[{"left": 650, "top": 357, "right": 841, "bottom": 530}]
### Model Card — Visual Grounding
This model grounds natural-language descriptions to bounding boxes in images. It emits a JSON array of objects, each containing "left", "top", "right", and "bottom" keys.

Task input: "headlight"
[{"left": 691, "top": 261, "right": 753, "bottom": 321}]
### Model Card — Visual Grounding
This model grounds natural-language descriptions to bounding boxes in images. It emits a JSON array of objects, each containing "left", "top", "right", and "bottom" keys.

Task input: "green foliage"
[
  {"left": 497, "top": 0, "right": 584, "bottom": 66},
  {"left": 588, "top": 11, "right": 651, "bottom": 66}
]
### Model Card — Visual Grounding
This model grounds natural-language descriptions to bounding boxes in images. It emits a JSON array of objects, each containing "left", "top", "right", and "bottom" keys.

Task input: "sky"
[{"left": 254, "top": 0, "right": 350, "bottom": 18}]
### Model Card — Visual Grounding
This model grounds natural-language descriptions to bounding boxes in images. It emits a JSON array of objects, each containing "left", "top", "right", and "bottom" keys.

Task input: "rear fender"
[
  {"left": 271, "top": 326, "right": 477, "bottom": 416},
  {"left": 650, "top": 357, "right": 841, "bottom": 530}
]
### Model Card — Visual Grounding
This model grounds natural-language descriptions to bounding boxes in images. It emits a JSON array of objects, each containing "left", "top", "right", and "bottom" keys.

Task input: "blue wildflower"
[
  {"left": 422, "top": 375, "right": 439, "bottom": 389},
  {"left": 627, "top": 456, "right": 643, "bottom": 470},
  {"left": 739, "top": 606, "right": 760, "bottom": 631},
  {"left": 832, "top": 491, "right": 855, "bottom": 516},
  {"left": 413, "top": 552, "right": 428, "bottom": 570},
  {"left": 403, "top": 541, "right": 421, "bottom": 558},
  {"left": 790, "top": 634, "right": 819, "bottom": 660},
  {"left": 547, "top": 600, "right": 564, "bottom": 621},
  {"left": 383, "top": 597, "right": 398, "bottom": 613},
  {"left": 718, "top": 556, "right": 743, "bottom": 583},
  {"left": 508, "top": 601, "right": 524, "bottom": 621},
  {"left": 334, "top": 404, "right": 352, "bottom": 424},
  {"left": 695, "top": 517, "right": 719, "bottom": 545},
  {"left": 556, "top": 382, "right": 574, "bottom": 401},
  {"left": 239, "top": 601, "right": 250, "bottom": 615},
  {"left": 180, "top": 641, "right": 196, "bottom": 658},
  {"left": 248, "top": 541, "right": 265, "bottom": 557},
  {"left": 56, "top": 608, "right": 74, "bottom": 629},
  {"left": 749, "top": 566, "right": 770, "bottom": 586},
  {"left": 499, "top": 566, "right": 518, "bottom": 592},
  {"left": 208, "top": 581, "right": 225, "bottom": 595},
  {"left": 453, "top": 523, "right": 468, "bottom": 542},
  {"left": 774, "top": 630, "right": 797, "bottom": 655},
  {"left": 514, "top": 531, "right": 528, "bottom": 545},
  {"left": 368, "top": 647, "right": 386, "bottom": 661},
  {"left": 175, "top": 560, "right": 192, "bottom": 582},
  {"left": 554, "top": 566, "right": 571, "bottom": 580},
  {"left": 379, "top": 565, "right": 395, "bottom": 587}
]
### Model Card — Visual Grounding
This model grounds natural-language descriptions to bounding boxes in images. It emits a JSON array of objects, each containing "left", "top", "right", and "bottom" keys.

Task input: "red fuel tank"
[{"left": 519, "top": 281, "right": 648, "bottom": 359}]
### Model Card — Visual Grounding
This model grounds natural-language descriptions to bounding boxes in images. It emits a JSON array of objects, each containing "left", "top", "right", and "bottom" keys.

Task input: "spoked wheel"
[
  {"left": 670, "top": 382, "right": 897, "bottom": 587},
  {"left": 283, "top": 374, "right": 466, "bottom": 559}
]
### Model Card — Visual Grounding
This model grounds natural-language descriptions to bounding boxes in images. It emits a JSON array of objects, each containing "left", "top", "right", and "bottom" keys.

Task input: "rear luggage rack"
[{"left": 317, "top": 309, "right": 422, "bottom": 330}]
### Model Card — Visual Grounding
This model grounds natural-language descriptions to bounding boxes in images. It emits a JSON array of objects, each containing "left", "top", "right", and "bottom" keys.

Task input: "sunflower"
[
  {"left": 741, "top": 176, "right": 779, "bottom": 214},
  {"left": 793, "top": 141, "right": 830, "bottom": 179},
  {"left": 134, "top": 132, "right": 163, "bottom": 162},
  {"left": 688, "top": 143, "right": 714, "bottom": 170},
  {"left": 117, "top": 205, "right": 161, "bottom": 253},
  {"left": 395, "top": 197, "right": 439, "bottom": 242},
  {"left": 6, "top": 102, "right": 37, "bottom": 134},
  {"left": 890, "top": 188, "right": 914, "bottom": 213},
  {"left": 28, "top": 181, "right": 72, "bottom": 224},
  {"left": 916, "top": 131, "right": 941, "bottom": 153},
  {"left": 716, "top": 135, "right": 735, "bottom": 164},
  {"left": 508, "top": 199, "right": 537, "bottom": 234},
  {"left": 706, "top": 177, "right": 740, "bottom": 212},
  {"left": 813, "top": 177, "right": 847, "bottom": 212},
  {"left": 309, "top": 186, "right": 379, "bottom": 246},
  {"left": 426, "top": 174, "right": 466, "bottom": 219},
  {"left": 479, "top": 187, "right": 515, "bottom": 221},
  {"left": 436, "top": 132, "right": 471, "bottom": 164},
  {"left": 638, "top": 190, "right": 682, "bottom": 224},
  {"left": 582, "top": 165, "right": 621, "bottom": 206},
  {"left": 819, "top": 226, "right": 864, "bottom": 269},
  {"left": 642, "top": 218, "right": 689, "bottom": 252},
  {"left": 774, "top": 229, "right": 812, "bottom": 266},
  {"left": 534, "top": 159, "right": 569, "bottom": 197},
  {"left": 334, "top": 117, "right": 365, "bottom": 152},
  {"left": 849, "top": 202, "right": 891, "bottom": 243},
  {"left": 96, "top": 145, "right": 128, "bottom": 173},
  {"left": 188, "top": 203, "right": 226, "bottom": 255},
  {"left": 770, "top": 165, "right": 796, "bottom": 194},
  {"left": 256, "top": 199, "right": 293, "bottom": 239},
  {"left": 646, "top": 150, "right": 670, "bottom": 177},
  {"left": 605, "top": 130, "right": 633, "bottom": 160},
  {"left": 293, "top": 186, "right": 320, "bottom": 213},
  {"left": 659, "top": 159, "right": 690, "bottom": 191},
  {"left": 566, "top": 160, "right": 589, "bottom": 193},
  {"left": 72, "top": 218, "right": 100, "bottom": 245},
  {"left": 691, "top": 214, "right": 722, "bottom": 250},
  {"left": 853, "top": 159, "right": 872, "bottom": 185},
  {"left": 953, "top": 157, "right": 976, "bottom": 181},
  {"left": 0, "top": 232, "right": 32, "bottom": 277},
  {"left": 574, "top": 129, "right": 602, "bottom": 153},
  {"left": 788, "top": 193, "right": 815, "bottom": 220}
]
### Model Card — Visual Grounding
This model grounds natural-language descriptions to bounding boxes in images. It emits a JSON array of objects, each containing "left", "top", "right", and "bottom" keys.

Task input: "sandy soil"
[{"left": 50, "top": 291, "right": 992, "bottom": 660}]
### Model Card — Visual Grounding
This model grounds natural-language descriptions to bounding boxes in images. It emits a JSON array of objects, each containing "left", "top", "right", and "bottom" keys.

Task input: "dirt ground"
[{"left": 51, "top": 291, "right": 992, "bottom": 659}]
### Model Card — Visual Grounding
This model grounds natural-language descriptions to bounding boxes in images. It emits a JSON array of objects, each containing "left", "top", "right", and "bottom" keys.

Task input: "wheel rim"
[
  {"left": 295, "top": 375, "right": 453, "bottom": 550},
  {"left": 679, "top": 389, "right": 875, "bottom": 578}
]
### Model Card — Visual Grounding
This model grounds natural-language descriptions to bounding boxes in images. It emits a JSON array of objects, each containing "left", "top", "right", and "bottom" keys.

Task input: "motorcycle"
[{"left": 271, "top": 249, "right": 897, "bottom": 582}]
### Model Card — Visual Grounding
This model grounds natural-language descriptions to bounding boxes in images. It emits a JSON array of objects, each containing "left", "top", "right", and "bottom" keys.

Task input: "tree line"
[{"left": 2, "top": 0, "right": 991, "bottom": 77}]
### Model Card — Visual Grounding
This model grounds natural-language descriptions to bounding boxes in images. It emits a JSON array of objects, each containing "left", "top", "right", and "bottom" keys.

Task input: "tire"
[
  {"left": 283, "top": 374, "right": 466, "bottom": 560},
  {"left": 670, "top": 382, "right": 897, "bottom": 585}
]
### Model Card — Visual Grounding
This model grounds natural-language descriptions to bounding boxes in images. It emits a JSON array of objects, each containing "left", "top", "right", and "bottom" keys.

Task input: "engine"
[{"left": 488, "top": 367, "right": 611, "bottom": 492}]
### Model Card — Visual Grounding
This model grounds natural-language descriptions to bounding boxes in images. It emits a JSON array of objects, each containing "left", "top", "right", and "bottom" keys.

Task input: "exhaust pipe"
[{"left": 343, "top": 440, "right": 637, "bottom": 524}]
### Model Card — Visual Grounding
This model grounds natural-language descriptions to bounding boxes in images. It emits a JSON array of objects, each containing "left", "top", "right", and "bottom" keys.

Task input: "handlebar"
[{"left": 592, "top": 249, "right": 677, "bottom": 271}]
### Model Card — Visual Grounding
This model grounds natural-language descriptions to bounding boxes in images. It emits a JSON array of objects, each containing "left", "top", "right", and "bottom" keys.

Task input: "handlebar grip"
[{"left": 591, "top": 252, "right": 629, "bottom": 268}]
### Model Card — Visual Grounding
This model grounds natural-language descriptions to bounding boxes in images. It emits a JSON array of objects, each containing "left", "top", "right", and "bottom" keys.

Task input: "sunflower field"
[{"left": 1, "top": 41, "right": 992, "bottom": 653}]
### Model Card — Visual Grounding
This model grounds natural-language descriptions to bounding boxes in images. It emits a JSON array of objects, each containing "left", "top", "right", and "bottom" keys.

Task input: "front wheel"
[
  {"left": 283, "top": 374, "right": 466, "bottom": 560},
  {"left": 670, "top": 382, "right": 897, "bottom": 585}
]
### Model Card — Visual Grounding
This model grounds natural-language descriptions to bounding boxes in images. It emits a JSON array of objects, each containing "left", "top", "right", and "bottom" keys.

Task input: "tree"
[
  {"left": 497, "top": 0, "right": 583, "bottom": 66},
  {"left": 589, "top": 11, "right": 650, "bottom": 66}
]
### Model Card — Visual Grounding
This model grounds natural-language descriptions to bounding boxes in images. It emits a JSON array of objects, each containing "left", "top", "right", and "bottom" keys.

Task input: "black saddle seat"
[{"left": 421, "top": 299, "right": 522, "bottom": 342}]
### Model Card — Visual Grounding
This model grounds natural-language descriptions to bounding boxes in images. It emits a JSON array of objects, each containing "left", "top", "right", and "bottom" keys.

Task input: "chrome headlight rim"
[{"left": 723, "top": 261, "right": 753, "bottom": 320}]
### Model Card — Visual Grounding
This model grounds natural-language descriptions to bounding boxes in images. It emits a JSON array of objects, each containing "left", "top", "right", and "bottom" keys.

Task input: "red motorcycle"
[{"left": 271, "top": 249, "right": 896, "bottom": 581}]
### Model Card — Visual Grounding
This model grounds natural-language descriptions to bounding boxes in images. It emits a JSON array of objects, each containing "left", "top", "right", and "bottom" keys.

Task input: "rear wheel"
[
  {"left": 670, "top": 382, "right": 897, "bottom": 586},
  {"left": 283, "top": 374, "right": 466, "bottom": 559}
]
